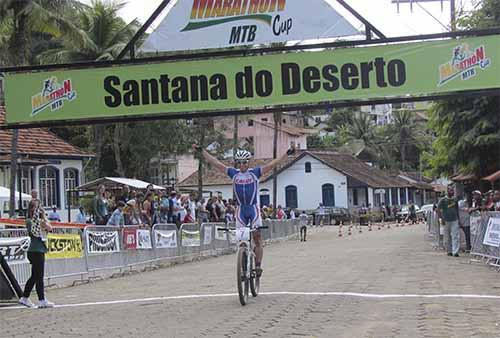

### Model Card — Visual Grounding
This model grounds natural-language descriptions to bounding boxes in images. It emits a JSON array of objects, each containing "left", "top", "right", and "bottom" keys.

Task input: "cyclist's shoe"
[
  {"left": 38, "top": 299, "right": 55, "bottom": 308},
  {"left": 255, "top": 267, "right": 263, "bottom": 278},
  {"left": 18, "top": 297, "right": 34, "bottom": 308}
]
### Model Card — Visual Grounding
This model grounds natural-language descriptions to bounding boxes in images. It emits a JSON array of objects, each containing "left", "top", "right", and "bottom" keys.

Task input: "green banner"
[{"left": 4, "top": 35, "right": 500, "bottom": 126}]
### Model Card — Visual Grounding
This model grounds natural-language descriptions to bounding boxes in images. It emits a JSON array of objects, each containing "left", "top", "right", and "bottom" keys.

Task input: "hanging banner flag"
[
  {"left": 203, "top": 225, "right": 212, "bottom": 245},
  {"left": 140, "top": 0, "right": 360, "bottom": 53},
  {"left": 4, "top": 35, "right": 500, "bottom": 127},
  {"left": 137, "top": 229, "right": 152, "bottom": 249},
  {"left": 46, "top": 233, "right": 83, "bottom": 259},
  {"left": 0, "top": 237, "right": 30, "bottom": 264},
  {"left": 181, "top": 229, "right": 201, "bottom": 247},
  {"left": 123, "top": 228, "right": 138, "bottom": 250},
  {"left": 86, "top": 230, "right": 120, "bottom": 254},
  {"left": 483, "top": 218, "right": 500, "bottom": 247},
  {"left": 154, "top": 229, "right": 178, "bottom": 248}
]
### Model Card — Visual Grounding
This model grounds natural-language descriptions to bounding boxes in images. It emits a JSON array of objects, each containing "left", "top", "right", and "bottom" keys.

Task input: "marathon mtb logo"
[
  {"left": 438, "top": 44, "right": 490, "bottom": 86},
  {"left": 185, "top": 0, "right": 291, "bottom": 44},
  {"left": 31, "top": 77, "right": 77, "bottom": 116}
]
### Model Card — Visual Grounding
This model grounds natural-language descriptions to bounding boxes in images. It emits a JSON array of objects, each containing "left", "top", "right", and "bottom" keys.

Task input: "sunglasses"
[{"left": 235, "top": 160, "right": 249, "bottom": 165}]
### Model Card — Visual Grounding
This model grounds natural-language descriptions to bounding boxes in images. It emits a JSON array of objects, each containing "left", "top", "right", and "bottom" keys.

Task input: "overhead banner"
[
  {"left": 140, "top": 0, "right": 360, "bottom": 53},
  {"left": 0, "top": 237, "right": 30, "bottom": 264},
  {"left": 46, "top": 233, "right": 83, "bottom": 259},
  {"left": 86, "top": 230, "right": 120, "bottom": 254},
  {"left": 4, "top": 35, "right": 500, "bottom": 126}
]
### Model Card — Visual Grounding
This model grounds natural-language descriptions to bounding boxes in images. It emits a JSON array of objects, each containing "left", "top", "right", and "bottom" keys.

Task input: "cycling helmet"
[{"left": 234, "top": 149, "right": 252, "bottom": 161}]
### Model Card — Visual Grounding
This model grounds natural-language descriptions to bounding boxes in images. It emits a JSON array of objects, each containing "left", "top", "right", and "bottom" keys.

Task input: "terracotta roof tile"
[{"left": 0, "top": 107, "right": 93, "bottom": 158}]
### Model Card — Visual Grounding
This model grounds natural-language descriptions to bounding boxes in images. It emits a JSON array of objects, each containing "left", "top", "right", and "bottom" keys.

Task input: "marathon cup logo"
[
  {"left": 31, "top": 77, "right": 77, "bottom": 116},
  {"left": 185, "top": 0, "right": 290, "bottom": 44},
  {"left": 438, "top": 44, "right": 491, "bottom": 86}
]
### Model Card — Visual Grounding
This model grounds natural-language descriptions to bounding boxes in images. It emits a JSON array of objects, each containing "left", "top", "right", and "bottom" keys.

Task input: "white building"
[
  {"left": 0, "top": 108, "right": 93, "bottom": 220},
  {"left": 178, "top": 150, "right": 420, "bottom": 211}
]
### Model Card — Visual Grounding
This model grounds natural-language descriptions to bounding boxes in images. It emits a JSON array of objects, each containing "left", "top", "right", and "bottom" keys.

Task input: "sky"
[{"left": 79, "top": 0, "right": 477, "bottom": 37}]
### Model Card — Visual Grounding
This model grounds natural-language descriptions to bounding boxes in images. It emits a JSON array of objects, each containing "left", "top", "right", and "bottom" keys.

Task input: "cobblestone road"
[{"left": 2, "top": 224, "right": 500, "bottom": 338}]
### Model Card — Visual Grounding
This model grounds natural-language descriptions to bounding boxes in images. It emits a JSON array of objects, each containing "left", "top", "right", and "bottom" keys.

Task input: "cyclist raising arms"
[{"left": 194, "top": 145, "right": 287, "bottom": 277}]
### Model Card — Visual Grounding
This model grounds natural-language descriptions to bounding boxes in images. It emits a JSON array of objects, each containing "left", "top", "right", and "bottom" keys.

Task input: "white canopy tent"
[
  {"left": 76, "top": 177, "right": 165, "bottom": 192},
  {"left": 0, "top": 186, "right": 32, "bottom": 216}
]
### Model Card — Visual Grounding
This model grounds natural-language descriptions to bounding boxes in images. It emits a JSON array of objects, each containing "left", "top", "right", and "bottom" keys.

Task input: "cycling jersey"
[
  {"left": 227, "top": 167, "right": 262, "bottom": 206},
  {"left": 227, "top": 167, "right": 263, "bottom": 229}
]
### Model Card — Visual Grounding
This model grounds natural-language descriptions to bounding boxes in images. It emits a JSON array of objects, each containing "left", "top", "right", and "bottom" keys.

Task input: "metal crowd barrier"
[{"left": 1, "top": 219, "right": 300, "bottom": 288}]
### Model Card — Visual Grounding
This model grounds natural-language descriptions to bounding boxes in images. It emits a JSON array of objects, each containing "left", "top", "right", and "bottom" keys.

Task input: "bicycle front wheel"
[
  {"left": 236, "top": 246, "right": 249, "bottom": 306},
  {"left": 250, "top": 253, "right": 260, "bottom": 297}
]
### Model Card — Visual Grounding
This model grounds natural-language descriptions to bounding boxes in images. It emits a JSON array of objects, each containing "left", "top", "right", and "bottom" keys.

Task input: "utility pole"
[{"left": 450, "top": 0, "right": 456, "bottom": 31}]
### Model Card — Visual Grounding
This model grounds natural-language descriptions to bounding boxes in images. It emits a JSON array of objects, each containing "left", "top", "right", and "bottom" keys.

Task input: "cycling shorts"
[{"left": 235, "top": 205, "right": 262, "bottom": 229}]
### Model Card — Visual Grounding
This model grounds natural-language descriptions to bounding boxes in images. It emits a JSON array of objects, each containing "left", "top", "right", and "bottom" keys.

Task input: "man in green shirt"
[{"left": 437, "top": 185, "right": 461, "bottom": 257}]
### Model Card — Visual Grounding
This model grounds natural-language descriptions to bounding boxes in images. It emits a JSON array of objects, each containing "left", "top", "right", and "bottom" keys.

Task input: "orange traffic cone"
[
  {"left": 348, "top": 226, "right": 352, "bottom": 236},
  {"left": 368, "top": 223, "right": 372, "bottom": 231},
  {"left": 338, "top": 225, "right": 343, "bottom": 237}
]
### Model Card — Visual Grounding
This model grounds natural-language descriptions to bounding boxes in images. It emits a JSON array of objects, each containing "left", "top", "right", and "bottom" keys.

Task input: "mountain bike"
[{"left": 218, "top": 225, "right": 268, "bottom": 306}]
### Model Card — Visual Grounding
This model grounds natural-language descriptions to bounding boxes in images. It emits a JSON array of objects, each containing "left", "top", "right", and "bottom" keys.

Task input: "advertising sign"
[
  {"left": 203, "top": 225, "right": 212, "bottom": 245},
  {"left": 0, "top": 237, "right": 30, "bottom": 264},
  {"left": 123, "top": 228, "right": 138, "bottom": 250},
  {"left": 137, "top": 229, "right": 153, "bottom": 249},
  {"left": 154, "top": 229, "right": 178, "bottom": 248},
  {"left": 4, "top": 35, "right": 500, "bottom": 127},
  {"left": 483, "top": 218, "right": 500, "bottom": 247},
  {"left": 86, "top": 230, "right": 120, "bottom": 254},
  {"left": 140, "top": 0, "right": 359, "bottom": 53},
  {"left": 46, "top": 233, "right": 83, "bottom": 259},
  {"left": 181, "top": 229, "right": 201, "bottom": 247}
]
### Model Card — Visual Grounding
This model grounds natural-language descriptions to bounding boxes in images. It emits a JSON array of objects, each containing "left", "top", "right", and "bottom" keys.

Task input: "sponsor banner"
[
  {"left": 154, "top": 229, "right": 178, "bottom": 249},
  {"left": 0, "top": 237, "right": 30, "bottom": 264},
  {"left": 203, "top": 225, "right": 212, "bottom": 245},
  {"left": 46, "top": 233, "right": 83, "bottom": 259},
  {"left": 86, "top": 230, "right": 120, "bottom": 254},
  {"left": 123, "top": 228, "right": 138, "bottom": 250},
  {"left": 470, "top": 216, "right": 482, "bottom": 236},
  {"left": 229, "top": 229, "right": 237, "bottom": 244},
  {"left": 137, "top": 229, "right": 152, "bottom": 249},
  {"left": 181, "top": 229, "right": 201, "bottom": 247},
  {"left": 5, "top": 35, "right": 500, "bottom": 126},
  {"left": 215, "top": 227, "right": 227, "bottom": 241},
  {"left": 141, "top": 0, "right": 359, "bottom": 53},
  {"left": 483, "top": 218, "right": 500, "bottom": 247}
]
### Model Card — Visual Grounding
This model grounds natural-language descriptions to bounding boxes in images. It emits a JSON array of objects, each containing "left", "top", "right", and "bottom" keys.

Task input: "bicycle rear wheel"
[
  {"left": 236, "top": 246, "right": 249, "bottom": 306},
  {"left": 250, "top": 254, "right": 260, "bottom": 297}
]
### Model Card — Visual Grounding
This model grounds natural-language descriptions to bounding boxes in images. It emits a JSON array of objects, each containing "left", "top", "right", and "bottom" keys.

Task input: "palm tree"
[
  {"left": 39, "top": 0, "right": 140, "bottom": 176},
  {"left": 388, "top": 110, "right": 425, "bottom": 170}
]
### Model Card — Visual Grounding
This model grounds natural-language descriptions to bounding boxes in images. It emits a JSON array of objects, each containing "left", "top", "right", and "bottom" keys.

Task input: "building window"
[
  {"left": 285, "top": 185, "right": 298, "bottom": 209},
  {"left": 260, "top": 189, "right": 270, "bottom": 207},
  {"left": 282, "top": 119, "right": 286, "bottom": 124},
  {"left": 322, "top": 184, "right": 335, "bottom": 207},
  {"left": 261, "top": 118, "right": 268, "bottom": 122},
  {"left": 353, "top": 189, "right": 358, "bottom": 206},
  {"left": 248, "top": 119, "right": 254, "bottom": 126},
  {"left": 39, "top": 166, "right": 59, "bottom": 208},
  {"left": 305, "top": 162, "right": 311, "bottom": 173},
  {"left": 64, "top": 168, "right": 79, "bottom": 207},
  {"left": 20, "top": 167, "right": 33, "bottom": 195}
]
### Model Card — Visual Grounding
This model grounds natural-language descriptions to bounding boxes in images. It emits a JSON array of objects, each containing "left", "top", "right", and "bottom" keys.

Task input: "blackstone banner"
[
  {"left": 46, "top": 233, "right": 84, "bottom": 259},
  {"left": 0, "top": 237, "right": 30, "bottom": 264},
  {"left": 4, "top": 35, "right": 500, "bottom": 126},
  {"left": 140, "top": 0, "right": 359, "bottom": 53},
  {"left": 86, "top": 230, "right": 120, "bottom": 254}
]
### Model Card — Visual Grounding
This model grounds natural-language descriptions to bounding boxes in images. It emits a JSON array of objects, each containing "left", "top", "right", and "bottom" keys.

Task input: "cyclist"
[{"left": 195, "top": 145, "right": 286, "bottom": 277}]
